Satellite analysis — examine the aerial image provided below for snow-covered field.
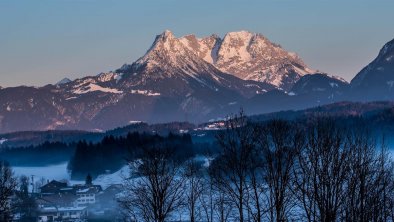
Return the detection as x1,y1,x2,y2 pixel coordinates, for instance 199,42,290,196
93,165,129,187
12,162,129,189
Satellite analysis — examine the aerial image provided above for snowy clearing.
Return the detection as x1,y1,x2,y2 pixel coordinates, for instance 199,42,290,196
12,162,129,189
73,83,123,94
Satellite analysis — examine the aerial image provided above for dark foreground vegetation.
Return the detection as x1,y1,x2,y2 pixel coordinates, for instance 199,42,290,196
119,112,394,222
0,161,37,222
1,112,394,221
0,130,212,180
68,132,194,179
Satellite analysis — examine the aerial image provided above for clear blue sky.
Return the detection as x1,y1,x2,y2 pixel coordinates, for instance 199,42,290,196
1,0,393,87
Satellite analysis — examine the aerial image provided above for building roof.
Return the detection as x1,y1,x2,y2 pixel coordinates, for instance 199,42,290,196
40,180,68,190
74,184,102,194
105,184,123,191
58,206,87,212
39,206,87,213
76,187,98,194
37,193,78,207
97,185,123,203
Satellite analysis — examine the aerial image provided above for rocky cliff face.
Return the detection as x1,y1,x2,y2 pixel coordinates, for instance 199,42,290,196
178,30,314,91
117,30,271,98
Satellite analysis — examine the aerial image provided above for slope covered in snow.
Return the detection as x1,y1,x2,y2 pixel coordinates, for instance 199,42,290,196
117,30,272,98
73,83,123,94
12,162,129,189
177,30,315,90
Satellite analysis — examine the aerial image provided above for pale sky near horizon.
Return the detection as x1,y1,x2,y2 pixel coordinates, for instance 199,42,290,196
0,0,393,87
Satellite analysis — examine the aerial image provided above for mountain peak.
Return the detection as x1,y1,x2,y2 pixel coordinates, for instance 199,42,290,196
140,30,184,62
379,38,394,61
215,31,313,90
56,78,72,85
224,30,254,39
132,30,218,78
128,30,314,90
350,37,394,99
145,30,177,53
159,30,175,40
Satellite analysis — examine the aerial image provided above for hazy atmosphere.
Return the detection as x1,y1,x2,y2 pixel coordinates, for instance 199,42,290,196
1,0,394,87
2,1,394,222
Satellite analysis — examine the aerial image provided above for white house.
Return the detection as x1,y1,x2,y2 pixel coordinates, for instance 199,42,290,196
38,206,88,222
76,187,98,206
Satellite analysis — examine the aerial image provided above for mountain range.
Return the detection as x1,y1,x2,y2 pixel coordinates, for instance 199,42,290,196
2,101,394,149
0,30,393,133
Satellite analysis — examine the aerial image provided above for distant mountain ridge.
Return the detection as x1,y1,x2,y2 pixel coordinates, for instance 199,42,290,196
350,38,394,100
2,101,394,148
56,78,72,85
0,30,393,133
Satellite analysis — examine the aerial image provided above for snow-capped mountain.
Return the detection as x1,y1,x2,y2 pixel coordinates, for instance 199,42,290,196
177,30,314,91
116,30,271,98
350,38,394,100
0,30,392,133
0,31,276,133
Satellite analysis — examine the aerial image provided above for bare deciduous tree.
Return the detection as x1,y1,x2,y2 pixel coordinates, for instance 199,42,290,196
183,159,205,222
293,119,351,222
120,147,185,222
118,116,394,222
245,144,266,222
292,119,394,222
342,130,378,221
343,133,394,221
14,175,37,222
212,187,234,222
212,111,256,222
0,161,17,222
198,152,216,222
256,120,304,222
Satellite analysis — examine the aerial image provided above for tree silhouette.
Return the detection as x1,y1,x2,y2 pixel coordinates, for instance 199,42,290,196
85,173,93,186
0,161,18,222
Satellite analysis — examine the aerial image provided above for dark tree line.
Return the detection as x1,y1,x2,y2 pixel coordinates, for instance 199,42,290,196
68,132,194,180
120,113,394,222
0,141,75,166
